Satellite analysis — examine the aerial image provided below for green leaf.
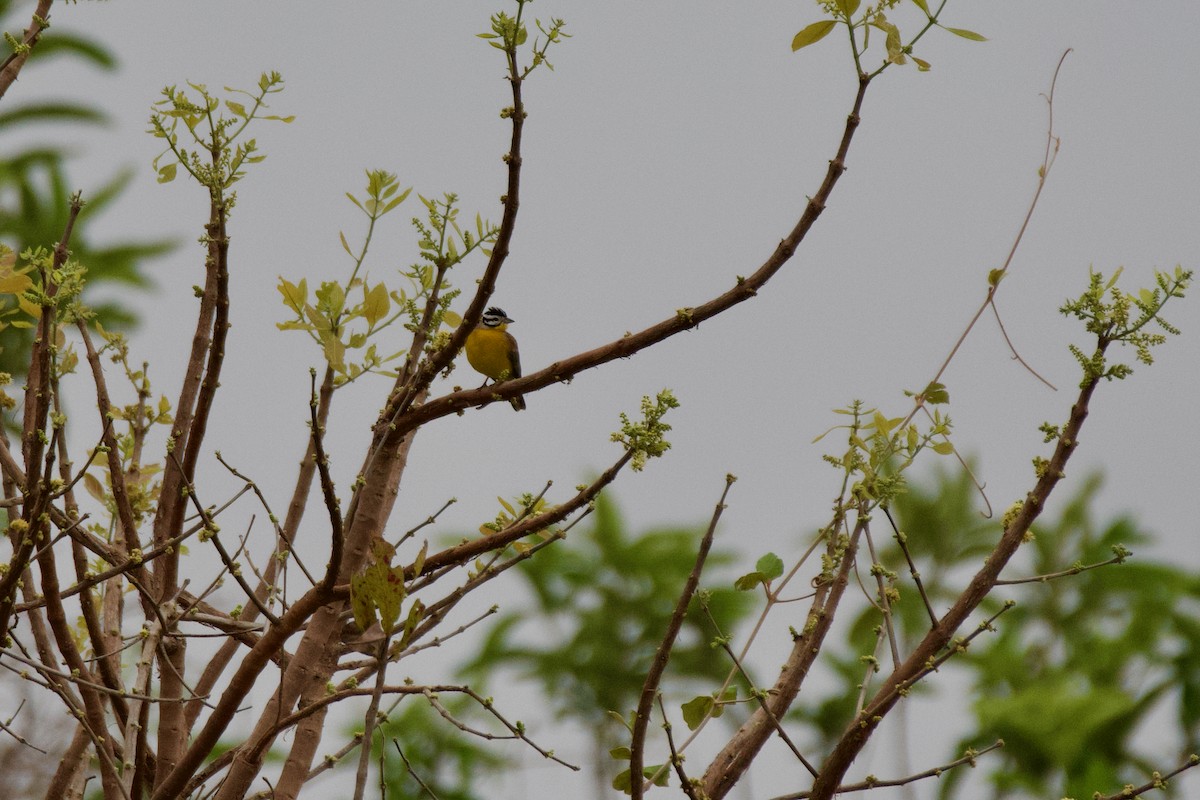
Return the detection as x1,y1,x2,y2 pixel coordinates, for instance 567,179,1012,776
931,440,955,455
756,552,784,581
156,162,177,184
910,0,930,14
399,596,424,645
609,746,632,760
0,102,108,129
912,55,932,72
735,571,767,591
922,381,950,405
225,100,247,118
612,768,633,793
792,20,837,51
29,34,118,69
0,272,33,294
612,765,668,794
836,0,861,17
945,26,988,41
349,573,377,631
607,710,634,733
681,695,715,730
382,186,412,214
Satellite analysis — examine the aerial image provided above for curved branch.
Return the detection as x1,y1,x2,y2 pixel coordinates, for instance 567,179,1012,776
387,74,872,437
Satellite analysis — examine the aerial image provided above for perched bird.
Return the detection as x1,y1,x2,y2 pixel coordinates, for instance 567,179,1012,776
465,306,526,410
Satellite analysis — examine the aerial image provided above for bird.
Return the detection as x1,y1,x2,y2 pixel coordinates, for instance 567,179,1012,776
464,306,526,410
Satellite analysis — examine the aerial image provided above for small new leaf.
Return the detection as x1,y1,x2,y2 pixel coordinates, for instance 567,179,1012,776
792,20,837,51
735,554,784,591
945,26,988,41
922,381,950,405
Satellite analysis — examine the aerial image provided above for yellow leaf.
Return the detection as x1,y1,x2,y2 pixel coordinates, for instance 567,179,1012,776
17,294,41,320
350,573,377,632
413,540,428,577
321,333,346,369
0,272,32,294
83,472,106,503
945,26,987,41
277,277,307,312
363,282,390,327
792,19,837,51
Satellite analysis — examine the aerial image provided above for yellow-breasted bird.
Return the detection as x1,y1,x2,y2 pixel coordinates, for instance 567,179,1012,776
465,306,526,411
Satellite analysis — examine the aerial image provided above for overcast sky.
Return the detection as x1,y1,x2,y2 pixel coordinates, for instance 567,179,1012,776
12,1,1200,798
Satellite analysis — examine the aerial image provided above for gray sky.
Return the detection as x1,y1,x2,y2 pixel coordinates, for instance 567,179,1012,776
13,1,1200,798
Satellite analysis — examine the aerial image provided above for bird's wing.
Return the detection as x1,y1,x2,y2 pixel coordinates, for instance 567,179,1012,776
506,331,522,379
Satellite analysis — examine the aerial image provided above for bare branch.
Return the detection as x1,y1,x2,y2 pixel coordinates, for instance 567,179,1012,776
631,474,735,799
770,740,1005,800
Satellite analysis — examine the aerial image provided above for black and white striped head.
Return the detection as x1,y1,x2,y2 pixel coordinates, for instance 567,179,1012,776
482,307,515,328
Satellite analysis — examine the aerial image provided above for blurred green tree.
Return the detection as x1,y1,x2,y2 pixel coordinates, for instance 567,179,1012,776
365,698,506,800
457,493,753,797
800,466,1200,799
0,0,172,375
941,472,1200,800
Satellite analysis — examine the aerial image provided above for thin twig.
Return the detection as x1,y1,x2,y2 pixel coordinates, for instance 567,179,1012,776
352,634,392,800
423,687,579,771
703,606,819,778
169,451,279,624
0,699,46,754
882,506,939,628
215,451,319,586
631,474,735,799
395,496,457,549
770,740,1005,800
395,742,442,800
862,521,901,670
903,50,1072,435
1092,754,1200,800
994,554,1126,585
657,695,699,800
988,296,1056,390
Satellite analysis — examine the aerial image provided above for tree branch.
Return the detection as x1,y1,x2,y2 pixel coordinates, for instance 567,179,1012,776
0,0,53,102
630,474,734,800
808,347,1106,799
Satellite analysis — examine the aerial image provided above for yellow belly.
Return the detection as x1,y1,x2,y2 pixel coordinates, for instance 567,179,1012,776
466,328,515,380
